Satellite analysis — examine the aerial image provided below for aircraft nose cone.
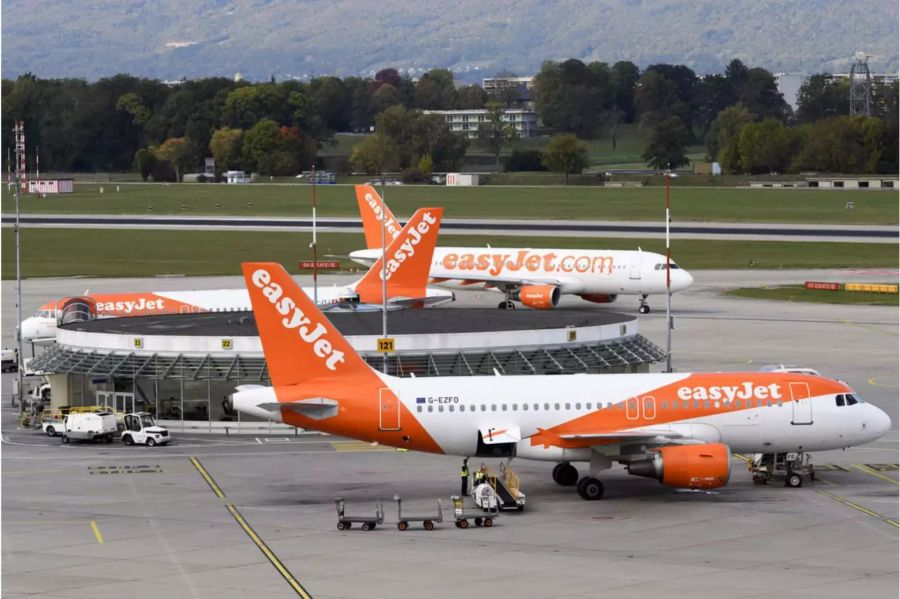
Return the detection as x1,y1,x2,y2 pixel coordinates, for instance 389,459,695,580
870,406,892,438
20,318,38,342
673,269,693,291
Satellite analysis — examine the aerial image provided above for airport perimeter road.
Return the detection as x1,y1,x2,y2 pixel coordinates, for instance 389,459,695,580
3,213,898,243
2,270,898,599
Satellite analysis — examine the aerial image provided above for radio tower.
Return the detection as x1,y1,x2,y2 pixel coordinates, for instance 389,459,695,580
849,52,872,117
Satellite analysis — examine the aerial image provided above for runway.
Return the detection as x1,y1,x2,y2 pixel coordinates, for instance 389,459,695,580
3,213,897,243
2,271,897,599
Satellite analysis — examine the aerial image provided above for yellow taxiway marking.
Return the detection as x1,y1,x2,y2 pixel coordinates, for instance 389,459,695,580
90,520,104,544
867,375,899,390
817,489,899,528
190,457,225,498
330,441,394,452
853,463,900,486
227,504,312,599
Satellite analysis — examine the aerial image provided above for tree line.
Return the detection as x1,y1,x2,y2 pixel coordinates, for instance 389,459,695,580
2,59,897,180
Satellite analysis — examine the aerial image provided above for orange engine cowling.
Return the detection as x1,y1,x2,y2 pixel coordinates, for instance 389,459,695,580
515,285,560,309
578,293,618,304
626,443,731,490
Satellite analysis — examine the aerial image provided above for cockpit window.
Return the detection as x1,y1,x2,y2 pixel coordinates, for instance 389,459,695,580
654,263,681,271
835,395,845,407
845,394,859,405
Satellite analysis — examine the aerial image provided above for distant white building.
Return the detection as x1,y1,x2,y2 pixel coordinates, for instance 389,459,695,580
426,108,539,138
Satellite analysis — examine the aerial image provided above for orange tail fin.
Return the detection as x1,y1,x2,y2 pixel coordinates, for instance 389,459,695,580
353,207,443,304
355,185,402,250
242,263,373,387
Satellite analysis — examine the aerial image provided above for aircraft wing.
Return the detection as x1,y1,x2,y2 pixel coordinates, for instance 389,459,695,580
530,427,685,448
435,273,585,294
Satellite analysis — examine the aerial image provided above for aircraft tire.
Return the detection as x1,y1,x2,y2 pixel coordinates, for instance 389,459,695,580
576,476,604,500
553,463,579,486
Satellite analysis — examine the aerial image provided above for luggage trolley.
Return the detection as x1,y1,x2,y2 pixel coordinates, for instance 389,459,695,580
750,452,815,487
450,495,498,529
334,497,384,531
394,495,443,531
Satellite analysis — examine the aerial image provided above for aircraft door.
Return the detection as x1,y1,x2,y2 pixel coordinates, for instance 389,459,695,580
378,388,400,431
629,253,642,280
789,382,813,425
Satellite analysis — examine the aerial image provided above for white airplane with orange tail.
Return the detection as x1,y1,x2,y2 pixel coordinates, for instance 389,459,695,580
350,185,693,311
232,261,891,500
21,208,452,344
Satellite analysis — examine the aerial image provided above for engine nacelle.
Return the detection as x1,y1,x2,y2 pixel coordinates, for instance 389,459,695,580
627,443,731,490
514,285,560,309
579,293,618,304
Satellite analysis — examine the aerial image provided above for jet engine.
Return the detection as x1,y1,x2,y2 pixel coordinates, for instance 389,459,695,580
514,285,560,309
578,293,618,304
626,443,731,489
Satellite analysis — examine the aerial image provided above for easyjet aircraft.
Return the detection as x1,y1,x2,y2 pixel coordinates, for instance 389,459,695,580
233,261,891,500
350,185,693,311
21,208,451,344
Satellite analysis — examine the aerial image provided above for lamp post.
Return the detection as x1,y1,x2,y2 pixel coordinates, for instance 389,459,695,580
380,175,388,373
664,167,674,373
14,122,24,412
310,165,318,305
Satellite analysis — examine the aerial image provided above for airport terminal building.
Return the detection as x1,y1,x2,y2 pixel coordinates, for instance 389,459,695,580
31,309,666,428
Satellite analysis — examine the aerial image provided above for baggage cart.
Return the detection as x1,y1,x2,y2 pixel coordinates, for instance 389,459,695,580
334,497,384,531
394,495,442,531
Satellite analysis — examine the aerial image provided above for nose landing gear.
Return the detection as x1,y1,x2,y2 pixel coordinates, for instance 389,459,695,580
638,294,650,314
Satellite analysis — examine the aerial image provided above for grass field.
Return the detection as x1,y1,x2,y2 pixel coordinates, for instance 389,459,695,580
2,228,896,279
726,285,899,306
3,183,896,225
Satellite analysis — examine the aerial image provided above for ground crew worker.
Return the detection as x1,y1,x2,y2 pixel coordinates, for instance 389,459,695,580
460,458,470,496
474,463,486,486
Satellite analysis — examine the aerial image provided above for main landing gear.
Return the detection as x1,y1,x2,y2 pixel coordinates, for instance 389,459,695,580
638,294,650,314
552,463,604,500
497,289,516,310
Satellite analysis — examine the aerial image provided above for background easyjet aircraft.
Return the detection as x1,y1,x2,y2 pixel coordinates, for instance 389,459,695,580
351,185,693,312
233,261,890,500
21,208,451,344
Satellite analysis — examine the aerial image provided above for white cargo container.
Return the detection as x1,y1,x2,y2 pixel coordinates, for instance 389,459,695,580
62,411,117,443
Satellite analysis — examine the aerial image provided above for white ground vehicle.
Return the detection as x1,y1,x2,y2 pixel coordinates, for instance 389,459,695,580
2,347,18,372
62,412,117,443
121,412,171,446
42,413,66,437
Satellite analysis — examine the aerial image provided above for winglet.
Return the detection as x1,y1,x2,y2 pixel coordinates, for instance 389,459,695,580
353,207,443,304
355,185,402,250
242,263,372,387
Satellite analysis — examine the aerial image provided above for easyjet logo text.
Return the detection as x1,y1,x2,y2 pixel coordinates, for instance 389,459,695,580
251,269,345,371
380,211,437,281
441,251,614,277
364,192,401,241
97,298,166,314
677,382,783,402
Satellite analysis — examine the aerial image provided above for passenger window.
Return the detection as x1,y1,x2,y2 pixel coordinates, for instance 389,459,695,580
481,405,487,412
533,403,539,411
734,399,741,408
448,405,454,412
704,401,711,409
522,404,528,411
544,403,550,410
427,406,433,412
617,402,623,410
438,406,444,412
565,403,571,410
512,404,517,411
586,402,592,410
575,402,581,410
501,404,507,411
459,405,465,412
660,401,668,409
417,406,422,413
694,400,700,409
491,405,497,411
554,403,560,410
